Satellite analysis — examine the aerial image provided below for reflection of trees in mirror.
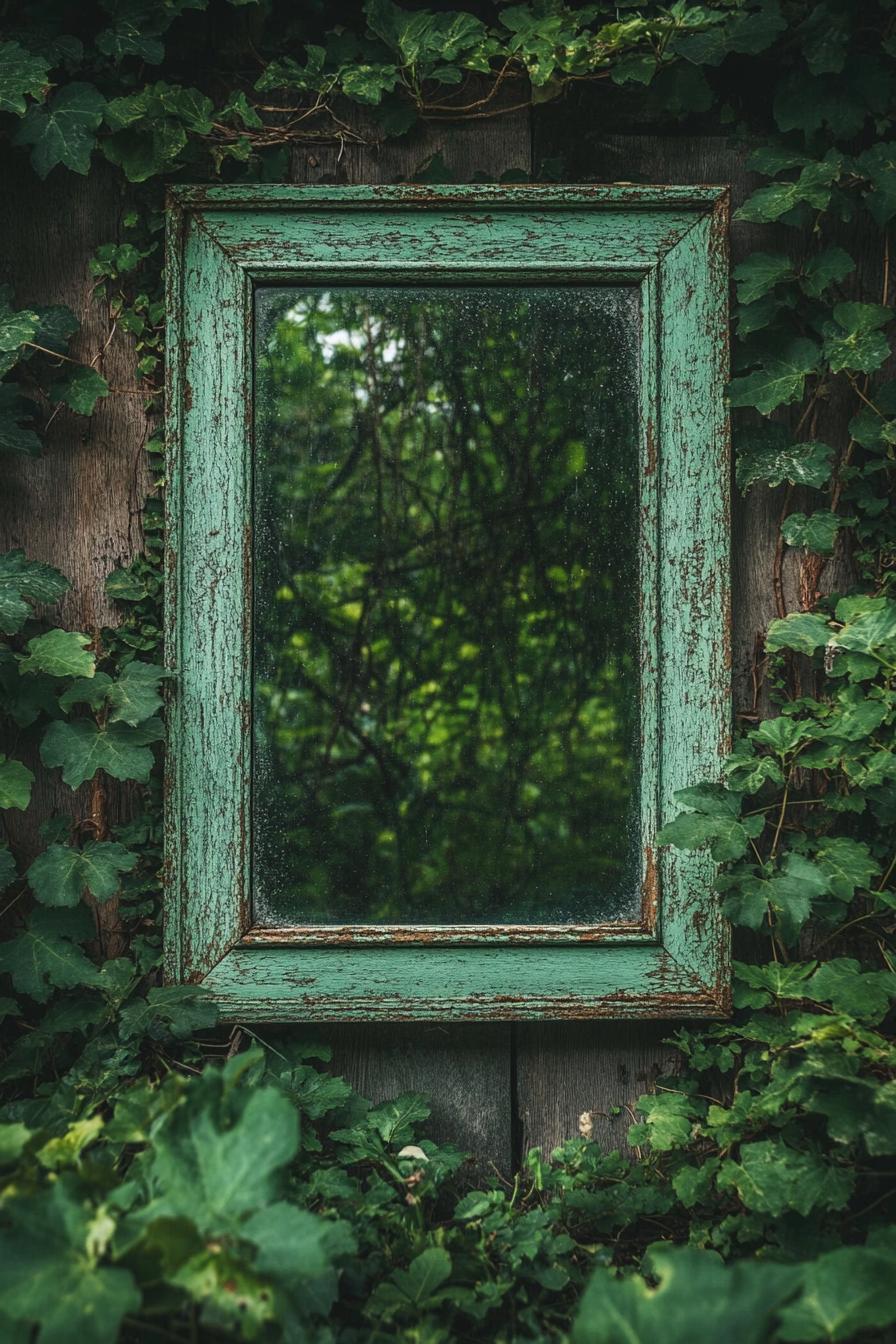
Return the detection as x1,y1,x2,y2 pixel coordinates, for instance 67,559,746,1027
252,285,641,925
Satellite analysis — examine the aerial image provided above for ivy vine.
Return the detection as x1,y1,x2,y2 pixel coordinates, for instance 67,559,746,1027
0,2,895,1341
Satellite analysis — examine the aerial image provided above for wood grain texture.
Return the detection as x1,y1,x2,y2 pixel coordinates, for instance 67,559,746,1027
516,1021,680,1156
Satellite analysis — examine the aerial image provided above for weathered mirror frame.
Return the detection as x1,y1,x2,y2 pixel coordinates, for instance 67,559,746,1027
164,184,731,1021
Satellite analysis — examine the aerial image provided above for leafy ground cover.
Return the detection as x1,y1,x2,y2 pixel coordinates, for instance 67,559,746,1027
0,1,895,1340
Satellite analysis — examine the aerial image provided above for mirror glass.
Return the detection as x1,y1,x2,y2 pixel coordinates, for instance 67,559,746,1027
253,284,641,926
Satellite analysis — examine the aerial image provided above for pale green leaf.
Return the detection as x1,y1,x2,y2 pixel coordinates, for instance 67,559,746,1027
19,629,95,678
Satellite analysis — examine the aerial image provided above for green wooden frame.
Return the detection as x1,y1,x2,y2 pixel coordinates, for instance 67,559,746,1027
165,184,731,1021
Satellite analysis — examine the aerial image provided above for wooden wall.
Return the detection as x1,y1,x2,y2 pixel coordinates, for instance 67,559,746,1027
1,87,841,1172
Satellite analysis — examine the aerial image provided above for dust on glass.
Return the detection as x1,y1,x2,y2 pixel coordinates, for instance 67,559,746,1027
252,285,641,926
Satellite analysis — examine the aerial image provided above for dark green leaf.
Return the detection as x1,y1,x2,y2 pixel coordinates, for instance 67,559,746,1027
41,716,164,787
0,41,49,117
0,906,99,1001
0,1176,140,1344
15,83,106,178
27,841,137,908
52,365,110,416
0,755,34,810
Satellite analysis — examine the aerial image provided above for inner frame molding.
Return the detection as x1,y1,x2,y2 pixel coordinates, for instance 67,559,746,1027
164,184,731,1021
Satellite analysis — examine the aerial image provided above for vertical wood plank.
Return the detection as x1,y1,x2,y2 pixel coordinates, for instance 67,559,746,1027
288,89,532,1174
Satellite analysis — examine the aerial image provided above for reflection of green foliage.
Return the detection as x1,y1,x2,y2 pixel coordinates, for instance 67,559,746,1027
253,286,640,923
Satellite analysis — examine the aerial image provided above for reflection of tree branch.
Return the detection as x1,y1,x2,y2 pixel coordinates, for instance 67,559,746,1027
294,664,398,792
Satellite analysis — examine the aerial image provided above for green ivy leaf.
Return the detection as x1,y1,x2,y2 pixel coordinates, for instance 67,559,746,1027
630,1090,701,1152
728,339,819,414
824,302,893,375
768,853,832,941
737,428,832,491
367,1092,431,1145
368,1247,453,1315
117,983,219,1041
833,597,896,659
58,672,113,714
782,511,851,554
777,1237,896,1342
0,906,99,1001
0,41,49,117
801,246,854,297
14,82,107,178
806,958,896,1021
733,252,794,305
106,661,167,725
766,612,832,655
0,548,69,631
32,303,80,354
41,716,164,788
814,838,879,900
733,960,815,1008
658,784,762,863
717,1140,853,1217
52,365,110,416
0,1175,140,1344
27,842,137,908
105,566,150,602
723,740,785,793
144,1073,299,1235
572,1245,799,1344
0,755,34,810
735,158,841,224
855,143,896,227
19,629,95,678
0,294,39,358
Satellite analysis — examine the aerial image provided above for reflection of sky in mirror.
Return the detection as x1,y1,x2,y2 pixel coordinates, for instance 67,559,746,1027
252,285,642,927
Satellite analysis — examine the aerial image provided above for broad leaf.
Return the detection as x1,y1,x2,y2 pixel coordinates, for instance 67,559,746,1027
717,1140,853,1217
766,612,832,655
27,841,137,908
728,339,819,414
41,716,164,787
801,246,854,297
0,550,69,634
0,41,49,117
733,252,793,305
53,365,110,416
0,906,99,1001
0,755,34,810
778,1240,896,1341
0,1175,139,1344
782,510,851,554
737,428,832,491
15,82,106,177
107,661,167,725
117,984,219,1041
572,1244,799,1344
144,1080,299,1235
19,629,95,678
